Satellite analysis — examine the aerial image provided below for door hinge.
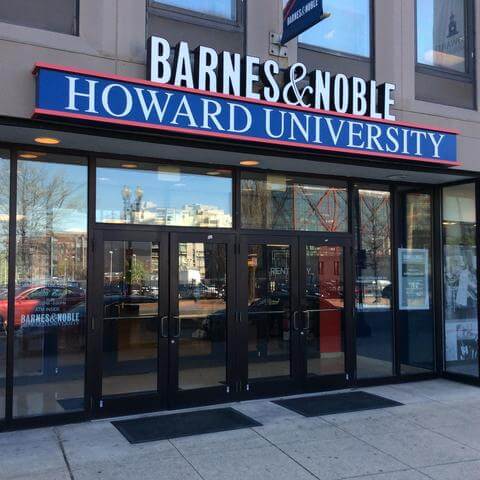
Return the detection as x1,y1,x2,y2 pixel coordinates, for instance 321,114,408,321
91,316,95,331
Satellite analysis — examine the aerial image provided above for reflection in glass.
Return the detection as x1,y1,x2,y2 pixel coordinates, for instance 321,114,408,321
297,0,370,57
96,160,232,228
304,245,345,376
13,154,87,417
178,243,227,390
247,244,291,381
417,0,467,73
0,151,9,419
153,0,235,19
241,172,348,232
102,241,159,396
443,183,478,377
400,192,434,374
355,189,393,378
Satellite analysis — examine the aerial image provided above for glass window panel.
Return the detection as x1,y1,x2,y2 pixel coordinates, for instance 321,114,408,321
13,153,87,417
296,0,370,57
177,242,227,390
153,0,236,20
443,183,478,377
96,160,232,228
102,241,159,397
0,0,77,35
417,0,467,73
241,172,348,232
0,151,9,420
247,244,291,381
355,188,393,378
305,245,345,376
400,192,434,375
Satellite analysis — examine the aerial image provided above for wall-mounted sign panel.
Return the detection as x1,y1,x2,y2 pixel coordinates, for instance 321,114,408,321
33,64,459,166
282,0,329,44
398,248,430,311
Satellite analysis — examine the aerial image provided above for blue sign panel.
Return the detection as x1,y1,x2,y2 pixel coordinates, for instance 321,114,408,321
34,65,459,165
282,0,326,44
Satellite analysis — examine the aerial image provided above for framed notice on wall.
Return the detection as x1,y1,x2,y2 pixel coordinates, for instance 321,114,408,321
398,248,429,310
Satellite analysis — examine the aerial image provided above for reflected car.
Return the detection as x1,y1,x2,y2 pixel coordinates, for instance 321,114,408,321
178,283,221,300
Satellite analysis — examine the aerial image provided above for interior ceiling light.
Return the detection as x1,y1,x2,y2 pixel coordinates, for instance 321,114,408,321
206,171,221,176
240,160,259,166
19,152,40,159
121,163,138,169
34,137,60,145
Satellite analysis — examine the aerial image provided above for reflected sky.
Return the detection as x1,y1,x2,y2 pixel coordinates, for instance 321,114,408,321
152,0,234,19
296,0,370,57
96,164,232,226
17,160,87,233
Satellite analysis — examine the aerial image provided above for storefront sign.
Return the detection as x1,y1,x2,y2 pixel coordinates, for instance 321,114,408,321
282,0,328,44
398,248,430,310
21,312,81,328
146,36,396,120
33,60,459,165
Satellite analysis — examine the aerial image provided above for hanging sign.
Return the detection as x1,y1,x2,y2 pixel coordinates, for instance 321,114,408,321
281,0,329,44
398,248,430,310
32,36,459,165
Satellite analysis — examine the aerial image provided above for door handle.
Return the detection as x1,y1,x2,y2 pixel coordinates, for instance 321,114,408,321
292,311,300,331
173,315,181,338
302,310,311,331
160,315,168,338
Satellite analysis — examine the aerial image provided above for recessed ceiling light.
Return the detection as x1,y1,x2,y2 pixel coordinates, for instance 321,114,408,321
206,171,221,176
34,137,60,145
240,160,259,166
121,163,138,169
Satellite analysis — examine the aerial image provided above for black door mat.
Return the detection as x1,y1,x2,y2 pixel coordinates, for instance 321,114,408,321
112,407,262,444
274,391,402,417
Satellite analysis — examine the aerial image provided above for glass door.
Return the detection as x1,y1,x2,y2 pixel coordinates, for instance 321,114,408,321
298,236,353,388
169,233,236,405
91,229,168,415
237,236,301,395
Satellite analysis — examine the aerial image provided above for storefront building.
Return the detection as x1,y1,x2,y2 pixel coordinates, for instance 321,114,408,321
0,0,479,429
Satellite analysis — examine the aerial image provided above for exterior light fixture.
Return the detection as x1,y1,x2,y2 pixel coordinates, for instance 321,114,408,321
34,137,60,145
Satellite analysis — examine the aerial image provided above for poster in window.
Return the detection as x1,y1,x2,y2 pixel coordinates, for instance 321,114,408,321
433,0,466,72
398,248,429,310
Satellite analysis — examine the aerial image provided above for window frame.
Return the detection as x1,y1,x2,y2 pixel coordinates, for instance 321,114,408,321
415,0,475,81
297,0,374,61
147,0,244,32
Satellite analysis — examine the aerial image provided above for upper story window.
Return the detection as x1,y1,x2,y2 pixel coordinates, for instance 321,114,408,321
416,0,471,74
0,0,78,35
152,0,236,21
296,0,371,58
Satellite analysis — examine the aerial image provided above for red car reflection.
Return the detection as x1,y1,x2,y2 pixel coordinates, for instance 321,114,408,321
0,286,85,330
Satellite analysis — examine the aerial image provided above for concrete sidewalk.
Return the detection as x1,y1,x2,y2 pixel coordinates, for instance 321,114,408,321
2,379,480,480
